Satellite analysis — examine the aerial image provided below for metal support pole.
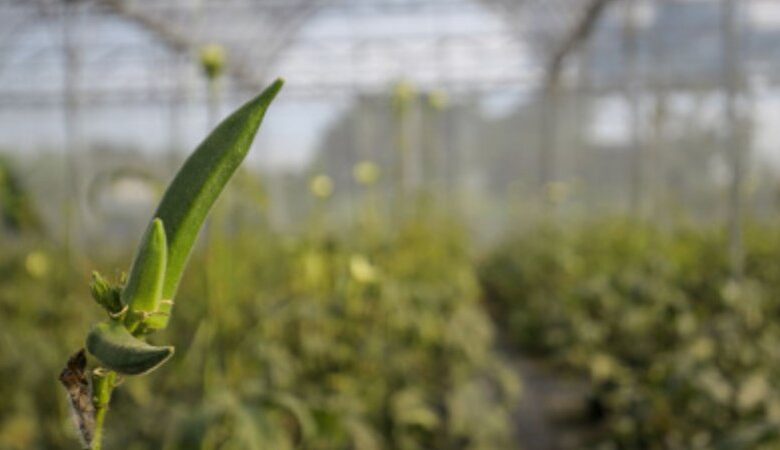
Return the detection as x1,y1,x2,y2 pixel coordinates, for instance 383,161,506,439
623,0,643,217
167,54,185,171
722,0,745,278
539,85,558,210
62,0,83,260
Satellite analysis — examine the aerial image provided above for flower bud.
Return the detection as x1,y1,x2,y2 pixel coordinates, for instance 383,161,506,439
90,271,123,315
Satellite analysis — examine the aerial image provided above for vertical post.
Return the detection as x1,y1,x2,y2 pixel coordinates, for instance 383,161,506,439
649,92,667,223
393,82,414,220
442,99,457,213
455,99,474,219
647,2,667,224
539,85,558,212
575,41,592,214
62,0,82,261
430,92,447,206
167,54,185,171
353,95,376,226
623,0,643,217
421,92,445,207
722,0,744,278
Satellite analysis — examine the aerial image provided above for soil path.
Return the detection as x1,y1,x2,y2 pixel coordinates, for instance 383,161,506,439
512,356,593,450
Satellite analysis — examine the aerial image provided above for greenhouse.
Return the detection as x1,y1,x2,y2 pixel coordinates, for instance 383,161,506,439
0,0,776,449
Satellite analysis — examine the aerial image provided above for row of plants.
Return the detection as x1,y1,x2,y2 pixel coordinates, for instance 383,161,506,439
0,216,519,449
480,219,780,449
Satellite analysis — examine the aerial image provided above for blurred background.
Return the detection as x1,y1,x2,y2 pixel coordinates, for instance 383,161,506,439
1,0,778,449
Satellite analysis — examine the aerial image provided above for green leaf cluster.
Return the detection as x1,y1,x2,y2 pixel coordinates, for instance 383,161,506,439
481,219,780,449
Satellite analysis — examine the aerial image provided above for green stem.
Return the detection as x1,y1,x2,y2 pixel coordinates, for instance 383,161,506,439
92,405,108,450
91,370,117,450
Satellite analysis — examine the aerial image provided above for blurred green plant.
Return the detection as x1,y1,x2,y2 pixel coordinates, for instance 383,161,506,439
60,79,283,449
132,214,520,450
0,198,519,450
480,219,780,449
0,156,43,235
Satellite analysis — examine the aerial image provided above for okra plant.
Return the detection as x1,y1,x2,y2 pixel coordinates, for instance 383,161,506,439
59,79,284,449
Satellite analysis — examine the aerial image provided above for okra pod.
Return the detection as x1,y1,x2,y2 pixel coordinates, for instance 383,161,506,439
143,78,284,329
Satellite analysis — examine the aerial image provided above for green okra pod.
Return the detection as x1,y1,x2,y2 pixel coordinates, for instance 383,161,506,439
122,218,167,332
63,80,284,449
86,321,174,375
142,78,284,330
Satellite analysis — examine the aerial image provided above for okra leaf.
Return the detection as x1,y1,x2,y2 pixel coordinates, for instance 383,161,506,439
86,321,174,375
139,78,284,330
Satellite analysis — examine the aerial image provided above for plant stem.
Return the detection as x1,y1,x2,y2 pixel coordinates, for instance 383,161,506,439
92,404,107,450
91,371,117,450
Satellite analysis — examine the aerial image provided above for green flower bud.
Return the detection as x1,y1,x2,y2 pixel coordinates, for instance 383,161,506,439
353,161,380,186
90,272,123,316
310,174,334,199
200,44,227,80
393,81,416,107
427,90,448,111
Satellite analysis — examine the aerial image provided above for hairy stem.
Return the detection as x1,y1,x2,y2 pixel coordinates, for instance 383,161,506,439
91,371,117,450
